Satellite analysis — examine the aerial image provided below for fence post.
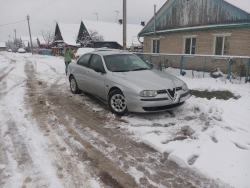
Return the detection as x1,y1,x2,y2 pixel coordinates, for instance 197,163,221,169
246,58,250,83
180,55,184,75
203,57,207,78
226,58,233,79
150,54,152,63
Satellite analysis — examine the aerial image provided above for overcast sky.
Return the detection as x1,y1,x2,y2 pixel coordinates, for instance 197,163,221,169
0,0,250,42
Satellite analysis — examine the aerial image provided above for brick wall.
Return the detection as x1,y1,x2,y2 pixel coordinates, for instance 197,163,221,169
143,27,250,56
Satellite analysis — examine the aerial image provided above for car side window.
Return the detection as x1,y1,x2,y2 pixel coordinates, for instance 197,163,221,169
78,54,91,67
89,55,104,71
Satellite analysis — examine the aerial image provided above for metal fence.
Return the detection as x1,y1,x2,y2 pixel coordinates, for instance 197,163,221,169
136,53,250,84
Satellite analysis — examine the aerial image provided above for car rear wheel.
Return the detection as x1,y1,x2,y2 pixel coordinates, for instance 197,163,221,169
70,76,81,94
108,89,128,115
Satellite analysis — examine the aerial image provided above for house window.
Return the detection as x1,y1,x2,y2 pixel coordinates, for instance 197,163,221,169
152,39,160,53
214,35,230,55
184,37,196,54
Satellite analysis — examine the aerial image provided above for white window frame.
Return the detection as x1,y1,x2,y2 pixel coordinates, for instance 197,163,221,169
183,35,197,54
213,33,231,56
151,38,160,53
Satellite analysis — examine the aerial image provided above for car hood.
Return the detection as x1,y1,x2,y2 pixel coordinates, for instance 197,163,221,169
112,69,184,90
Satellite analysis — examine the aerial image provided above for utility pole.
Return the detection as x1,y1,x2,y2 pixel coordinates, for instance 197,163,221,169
27,15,34,54
115,11,119,23
123,0,126,50
154,5,156,35
94,13,98,21
14,29,16,41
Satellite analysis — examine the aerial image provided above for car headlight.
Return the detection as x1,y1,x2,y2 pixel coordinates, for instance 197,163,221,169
182,83,188,91
140,90,157,97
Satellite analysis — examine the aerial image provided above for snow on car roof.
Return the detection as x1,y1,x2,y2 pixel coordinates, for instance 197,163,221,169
82,20,144,47
75,47,95,56
58,22,80,46
92,50,132,56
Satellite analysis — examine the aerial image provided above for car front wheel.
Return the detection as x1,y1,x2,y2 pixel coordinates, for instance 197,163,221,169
108,89,128,115
70,76,81,94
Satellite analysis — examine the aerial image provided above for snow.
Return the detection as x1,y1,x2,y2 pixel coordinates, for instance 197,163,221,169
82,20,144,47
75,47,95,57
20,36,37,47
0,52,101,187
0,42,6,48
1,52,250,187
57,22,80,46
37,36,46,45
120,77,250,188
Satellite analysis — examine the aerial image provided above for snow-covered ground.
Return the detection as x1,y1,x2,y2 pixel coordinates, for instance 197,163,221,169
0,52,102,188
121,77,250,188
1,52,250,188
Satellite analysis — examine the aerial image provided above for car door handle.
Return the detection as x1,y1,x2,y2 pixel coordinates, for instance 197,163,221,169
87,71,90,74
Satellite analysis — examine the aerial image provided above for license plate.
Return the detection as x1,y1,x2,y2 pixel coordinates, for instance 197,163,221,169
180,94,190,102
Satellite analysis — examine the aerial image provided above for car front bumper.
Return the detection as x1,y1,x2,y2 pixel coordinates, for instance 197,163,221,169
124,90,190,113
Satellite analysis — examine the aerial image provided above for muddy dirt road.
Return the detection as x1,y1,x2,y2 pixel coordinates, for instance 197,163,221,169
0,54,221,188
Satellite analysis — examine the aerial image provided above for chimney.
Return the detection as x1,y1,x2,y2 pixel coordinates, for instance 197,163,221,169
141,21,145,26
118,19,123,25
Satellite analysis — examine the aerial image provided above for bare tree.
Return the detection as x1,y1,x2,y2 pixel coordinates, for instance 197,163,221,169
40,30,54,47
89,29,104,42
78,29,104,47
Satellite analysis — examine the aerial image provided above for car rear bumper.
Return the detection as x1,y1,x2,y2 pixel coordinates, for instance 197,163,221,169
125,90,190,113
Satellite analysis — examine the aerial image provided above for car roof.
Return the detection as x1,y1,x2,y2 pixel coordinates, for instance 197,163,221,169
90,50,133,56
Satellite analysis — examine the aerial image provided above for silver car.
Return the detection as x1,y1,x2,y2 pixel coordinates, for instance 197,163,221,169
68,51,190,115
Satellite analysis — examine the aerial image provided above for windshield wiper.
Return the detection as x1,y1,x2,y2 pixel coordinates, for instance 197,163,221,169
132,68,149,71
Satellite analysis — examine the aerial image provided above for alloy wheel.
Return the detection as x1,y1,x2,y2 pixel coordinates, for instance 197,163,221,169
110,94,127,112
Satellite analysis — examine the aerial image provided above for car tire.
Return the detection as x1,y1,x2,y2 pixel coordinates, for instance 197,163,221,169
70,76,81,94
108,89,128,115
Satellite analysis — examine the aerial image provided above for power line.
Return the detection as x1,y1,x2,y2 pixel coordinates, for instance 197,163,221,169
30,18,53,28
0,20,26,26
30,0,56,16
29,0,51,15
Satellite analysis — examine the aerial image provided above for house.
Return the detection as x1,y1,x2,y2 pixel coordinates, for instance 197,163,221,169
77,20,144,50
138,0,250,56
20,37,37,48
54,22,80,48
0,42,6,51
37,36,47,48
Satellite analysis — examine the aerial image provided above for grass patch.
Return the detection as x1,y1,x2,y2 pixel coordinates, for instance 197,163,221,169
190,90,240,100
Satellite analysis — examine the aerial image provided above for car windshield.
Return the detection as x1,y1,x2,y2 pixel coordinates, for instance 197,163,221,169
104,54,150,72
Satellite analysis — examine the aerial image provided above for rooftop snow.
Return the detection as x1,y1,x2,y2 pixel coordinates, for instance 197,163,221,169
20,36,37,47
82,20,144,47
58,23,80,46
37,36,46,45
0,42,6,47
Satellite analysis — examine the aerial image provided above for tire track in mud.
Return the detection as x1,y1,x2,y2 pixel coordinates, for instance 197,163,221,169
0,117,38,188
24,60,104,188
39,78,221,186
0,56,20,99
0,67,15,82
25,61,139,187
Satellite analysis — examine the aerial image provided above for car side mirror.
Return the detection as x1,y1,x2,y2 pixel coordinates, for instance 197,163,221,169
149,63,154,69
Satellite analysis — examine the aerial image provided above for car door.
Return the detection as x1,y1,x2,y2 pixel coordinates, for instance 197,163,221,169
86,54,106,99
74,54,91,92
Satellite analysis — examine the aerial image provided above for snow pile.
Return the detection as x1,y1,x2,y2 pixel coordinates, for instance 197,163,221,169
120,77,250,188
